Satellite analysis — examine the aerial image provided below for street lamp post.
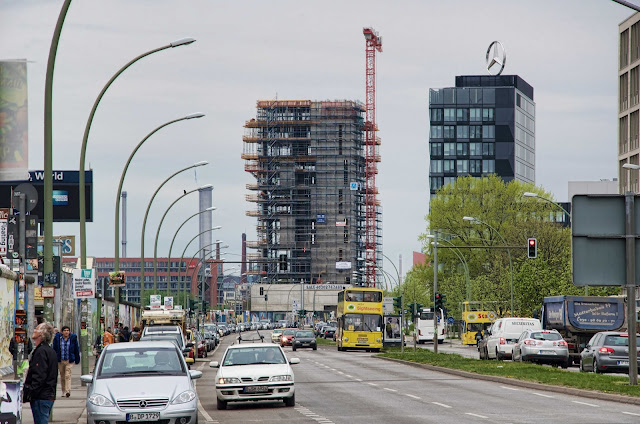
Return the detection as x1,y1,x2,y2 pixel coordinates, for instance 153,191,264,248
427,235,470,301
176,233,224,305
140,162,209,287
463,216,514,316
152,185,213,292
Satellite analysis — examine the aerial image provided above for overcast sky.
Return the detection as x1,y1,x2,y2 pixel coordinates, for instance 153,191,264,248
0,0,633,280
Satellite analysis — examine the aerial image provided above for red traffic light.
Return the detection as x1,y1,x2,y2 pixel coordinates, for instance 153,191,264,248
527,237,537,258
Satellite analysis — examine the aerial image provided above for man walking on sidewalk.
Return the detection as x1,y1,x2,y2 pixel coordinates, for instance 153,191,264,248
52,326,80,398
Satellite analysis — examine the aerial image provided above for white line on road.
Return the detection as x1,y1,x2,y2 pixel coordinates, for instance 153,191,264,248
405,394,421,400
337,371,344,375
500,386,520,391
367,382,378,386
432,402,452,408
198,400,215,422
623,411,640,416
465,412,488,419
355,378,363,382
532,392,554,398
383,387,398,392
571,401,599,408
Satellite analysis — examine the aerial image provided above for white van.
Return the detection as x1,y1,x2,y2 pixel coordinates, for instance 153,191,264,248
486,317,542,360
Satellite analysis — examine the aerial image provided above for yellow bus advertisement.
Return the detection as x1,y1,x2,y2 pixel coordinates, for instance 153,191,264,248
336,288,384,352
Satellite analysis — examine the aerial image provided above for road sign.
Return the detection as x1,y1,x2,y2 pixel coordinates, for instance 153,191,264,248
447,316,455,325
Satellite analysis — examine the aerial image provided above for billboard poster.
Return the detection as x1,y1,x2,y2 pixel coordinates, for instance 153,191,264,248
383,315,402,346
150,294,161,309
108,270,125,288
72,268,95,298
0,381,21,424
0,60,29,181
0,208,7,256
164,296,174,310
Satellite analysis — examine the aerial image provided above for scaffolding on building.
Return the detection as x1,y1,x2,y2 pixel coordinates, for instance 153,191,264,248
243,100,382,287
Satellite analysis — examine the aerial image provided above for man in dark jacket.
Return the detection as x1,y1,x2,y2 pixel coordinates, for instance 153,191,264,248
24,322,57,424
52,326,80,398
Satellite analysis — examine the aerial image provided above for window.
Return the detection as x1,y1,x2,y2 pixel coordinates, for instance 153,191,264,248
443,160,455,173
456,108,468,122
482,125,495,139
430,159,443,173
430,125,443,138
469,125,482,139
631,111,639,151
632,23,639,64
620,116,629,154
443,126,455,138
430,142,443,157
632,66,639,107
456,160,468,174
482,108,494,122
456,125,468,139
469,88,482,104
469,159,482,174
482,159,495,174
443,88,456,104
456,142,468,156
622,28,630,69
621,72,629,112
430,108,443,122
469,142,482,156
469,108,482,122
430,177,443,191
444,176,456,186
482,143,494,156
444,108,456,122
444,142,456,156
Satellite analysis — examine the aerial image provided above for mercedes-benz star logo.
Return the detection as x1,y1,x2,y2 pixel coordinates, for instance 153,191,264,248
139,400,147,408
486,41,506,76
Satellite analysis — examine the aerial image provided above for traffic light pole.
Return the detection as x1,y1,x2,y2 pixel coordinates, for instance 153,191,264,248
433,231,438,354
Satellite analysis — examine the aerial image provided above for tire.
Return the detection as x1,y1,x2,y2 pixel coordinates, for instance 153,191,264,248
313,346,317,351
593,360,601,374
579,360,585,372
561,360,569,369
437,339,443,345
217,398,227,410
284,394,295,407
496,349,503,361
292,346,297,351
205,350,208,358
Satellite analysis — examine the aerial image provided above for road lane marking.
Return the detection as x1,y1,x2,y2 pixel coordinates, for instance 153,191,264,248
294,404,335,424
432,402,452,408
355,378,363,381
367,382,378,386
532,392,553,398
337,371,345,375
405,394,421,400
383,388,397,392
572,401,599,408
500,386,519,391
465,413,488,419
623,411,640,416
345,374,353,378
198,400,215,422
330,368,337,371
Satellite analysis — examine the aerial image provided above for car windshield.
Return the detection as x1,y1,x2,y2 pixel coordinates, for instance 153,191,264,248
98,347,185,378
604,335,630,346
283,329,296,335
273,329,283,334
144,326,180,333
140,334,184,349
530,332,562,341
296,331,314,338
223,347,285,366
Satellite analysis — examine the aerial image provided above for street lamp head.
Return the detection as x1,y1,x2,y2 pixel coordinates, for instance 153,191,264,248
623,163,640,170
170,37,196,47
463,216,478,223
212,225,222,230
523,192,539,198
193,161,208,167
206,206,216,211
185,113,205,119
198,184,213,190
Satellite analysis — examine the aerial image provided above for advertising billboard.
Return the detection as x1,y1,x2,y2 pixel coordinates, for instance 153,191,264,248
0,60,29,182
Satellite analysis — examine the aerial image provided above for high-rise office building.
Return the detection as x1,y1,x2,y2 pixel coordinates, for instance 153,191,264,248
243,100,382,287
619,14,640,192
428,75,535,199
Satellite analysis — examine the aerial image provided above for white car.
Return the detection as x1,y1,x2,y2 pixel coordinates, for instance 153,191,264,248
210,343,299,410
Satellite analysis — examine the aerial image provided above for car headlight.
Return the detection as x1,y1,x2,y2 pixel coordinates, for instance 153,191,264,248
88,394,115,407
269,375,292,382
344,337,349,342
376,338,381,343
171,390,196,404
218,377,242,384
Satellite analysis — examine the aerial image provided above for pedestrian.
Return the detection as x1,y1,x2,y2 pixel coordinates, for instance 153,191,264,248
118,326,130,343
52,326,80,398
103,327,115,347
129,327,141,342
23,322,57,424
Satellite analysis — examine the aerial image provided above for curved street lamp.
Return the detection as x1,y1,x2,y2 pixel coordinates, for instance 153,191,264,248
152,184,213,291
167,209,218,269
140,162,209,285
182,241,227,307
523,192,572,219
79,37,197,269
463,216,514,316
177,232,224,302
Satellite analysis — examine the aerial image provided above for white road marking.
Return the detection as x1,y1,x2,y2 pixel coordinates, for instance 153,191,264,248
367,382,378,386
432,402,452,408
337,371,345,375
405,394,421,400
355,378,363,382
532,392,553,398
465,412,488,419
623,411,640,416
198,400,215,422
383,387,397,392
345,374,353,378
500,386,519,391
572,400,599,408
330,368,337,371
294,404,335,424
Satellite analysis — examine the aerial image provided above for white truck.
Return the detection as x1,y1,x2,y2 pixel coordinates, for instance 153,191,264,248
417,308,445,344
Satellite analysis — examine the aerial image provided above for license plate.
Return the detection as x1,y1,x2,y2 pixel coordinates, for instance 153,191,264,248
538,350,556,355
357,338,368,343
127,413,160,422
244,386,269,393
618,360,629,366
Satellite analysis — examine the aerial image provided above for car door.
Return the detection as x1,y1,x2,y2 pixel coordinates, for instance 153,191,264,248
486,320,501,358
582,333,599,370
513,331,526,361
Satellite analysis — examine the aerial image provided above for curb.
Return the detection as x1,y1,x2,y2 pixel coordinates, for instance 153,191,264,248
376,356,640,406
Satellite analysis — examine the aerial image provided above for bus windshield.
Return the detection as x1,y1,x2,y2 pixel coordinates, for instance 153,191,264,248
343,314,382,332
419,311,434,320
344,290,382,302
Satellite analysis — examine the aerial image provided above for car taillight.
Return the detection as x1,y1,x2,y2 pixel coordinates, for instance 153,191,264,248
419,330,422,336
599,347,615,354
499,337,506,345
556,341,568,347
523,340,537,346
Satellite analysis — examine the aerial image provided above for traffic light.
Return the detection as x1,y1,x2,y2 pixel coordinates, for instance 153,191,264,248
260,287,264,295
435,293,446,310
298,309,306,317
527,237,537,259
393,296,402,310
189,299,198,310
202,301,209,311
264,294,268,301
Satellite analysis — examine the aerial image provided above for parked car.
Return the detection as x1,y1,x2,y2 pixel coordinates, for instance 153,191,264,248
512,329,569,368
280,329,296,347
204,331,216,351
323,326,337,340
195,332,207,358
485,318,542,360
210,343,299,409
292,330,317,351
314,322,327,336
278,320,288,328
140,331,194,368
477,332,490,360
271,328,284,344
580,331,640,373
82,340,202,424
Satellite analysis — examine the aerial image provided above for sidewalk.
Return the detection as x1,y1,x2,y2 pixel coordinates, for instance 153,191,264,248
3,355,95,424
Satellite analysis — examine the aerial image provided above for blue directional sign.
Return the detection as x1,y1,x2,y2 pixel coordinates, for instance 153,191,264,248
447,316,455,325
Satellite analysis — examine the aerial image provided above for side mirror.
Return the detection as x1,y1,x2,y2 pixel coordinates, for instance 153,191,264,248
289,358,300,365
584,344,590,350
209,361,219,368
189,370,203,379
80,375,93,384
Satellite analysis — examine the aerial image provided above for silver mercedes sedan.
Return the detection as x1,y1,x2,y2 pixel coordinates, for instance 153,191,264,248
82,340,202,424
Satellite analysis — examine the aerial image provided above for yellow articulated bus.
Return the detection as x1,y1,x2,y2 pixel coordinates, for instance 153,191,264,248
336,287,384,352
461,301,498,345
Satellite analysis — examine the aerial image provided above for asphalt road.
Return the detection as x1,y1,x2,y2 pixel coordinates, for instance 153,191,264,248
195,332,640,423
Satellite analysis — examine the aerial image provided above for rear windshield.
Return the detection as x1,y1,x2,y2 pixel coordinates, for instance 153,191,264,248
145,326,180,333
283,329,296,335
604,335,629,346
530,332,562,341
296,331,314,338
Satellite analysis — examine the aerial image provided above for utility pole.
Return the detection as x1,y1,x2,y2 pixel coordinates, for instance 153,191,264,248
433,231,438,354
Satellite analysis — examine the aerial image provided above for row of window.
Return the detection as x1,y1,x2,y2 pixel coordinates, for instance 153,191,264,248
430,159,490,174
429,87,496,105
430,125,495,139
429,164,495,191
515,143,535,166
430,142,495,157
515,126,535,150
516,109,535,133
516,93,535,117
515,160,535,183
430,108,495,122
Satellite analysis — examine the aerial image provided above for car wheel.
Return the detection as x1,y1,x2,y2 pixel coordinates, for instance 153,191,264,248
561,359,569,369
593,360,601,374
292,346,297,351
205,350,208,358
496,349,503,361
284,394,295,407
579,360,585,372
217,398,227,410
313,345,317,351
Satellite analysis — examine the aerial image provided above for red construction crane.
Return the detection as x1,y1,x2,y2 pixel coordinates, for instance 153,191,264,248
363,27,382,288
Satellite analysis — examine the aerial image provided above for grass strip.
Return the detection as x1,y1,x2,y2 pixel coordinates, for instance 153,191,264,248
316,337,336,346
379,348,640,397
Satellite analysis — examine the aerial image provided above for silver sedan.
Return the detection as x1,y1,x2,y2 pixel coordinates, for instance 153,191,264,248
512,329,570,368
82,340,202,424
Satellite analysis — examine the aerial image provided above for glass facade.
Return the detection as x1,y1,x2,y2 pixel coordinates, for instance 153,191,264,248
428,75,535,198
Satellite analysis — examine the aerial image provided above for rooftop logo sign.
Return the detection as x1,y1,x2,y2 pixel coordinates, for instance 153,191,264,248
486,41,506,76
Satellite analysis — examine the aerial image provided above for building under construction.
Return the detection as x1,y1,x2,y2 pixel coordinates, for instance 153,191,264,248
243,100,382,287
